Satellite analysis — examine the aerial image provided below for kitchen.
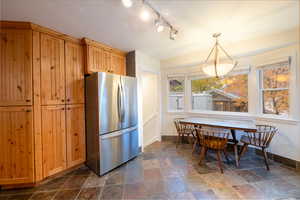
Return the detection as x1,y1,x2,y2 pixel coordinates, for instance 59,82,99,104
0,0,300,199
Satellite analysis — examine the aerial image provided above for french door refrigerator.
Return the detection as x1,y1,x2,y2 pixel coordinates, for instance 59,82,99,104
85,72,139,175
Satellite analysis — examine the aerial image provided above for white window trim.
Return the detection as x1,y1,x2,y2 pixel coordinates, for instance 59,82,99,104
164,52,299,124
258,58,291,116
167,76,185,112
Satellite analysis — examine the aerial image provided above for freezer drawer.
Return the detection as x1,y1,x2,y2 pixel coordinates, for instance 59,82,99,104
100,126,139,175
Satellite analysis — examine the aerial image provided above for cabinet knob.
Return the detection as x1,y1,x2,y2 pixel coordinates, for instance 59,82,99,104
61,108,65,110
26,99,31,102
67,99,70,102
26,109,31,112
61,99,65,102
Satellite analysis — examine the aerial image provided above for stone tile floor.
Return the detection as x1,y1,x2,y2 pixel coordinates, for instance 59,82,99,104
1,141,300,200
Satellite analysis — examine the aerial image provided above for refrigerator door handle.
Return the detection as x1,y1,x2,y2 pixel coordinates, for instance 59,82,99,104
120,80,125,122
117,83,121,121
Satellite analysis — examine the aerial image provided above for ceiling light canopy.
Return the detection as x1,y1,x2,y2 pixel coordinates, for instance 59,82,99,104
122,0,133,8
202,33,238,78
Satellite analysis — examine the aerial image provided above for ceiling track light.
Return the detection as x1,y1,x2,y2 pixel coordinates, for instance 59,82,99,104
122,0,133,8
122,0,178,40
155,16,164,32
169,27,178,40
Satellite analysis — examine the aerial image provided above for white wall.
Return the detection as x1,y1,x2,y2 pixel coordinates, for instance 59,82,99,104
160,30,300,162
134,51,161,150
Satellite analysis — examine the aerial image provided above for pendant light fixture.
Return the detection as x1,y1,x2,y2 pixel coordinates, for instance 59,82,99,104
202,33,238,78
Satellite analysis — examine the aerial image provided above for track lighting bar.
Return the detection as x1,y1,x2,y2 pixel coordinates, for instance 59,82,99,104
121,0,179,40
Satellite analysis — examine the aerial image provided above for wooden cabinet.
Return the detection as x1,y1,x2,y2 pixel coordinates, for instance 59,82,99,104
41,105,66,177
83,38,126,75
0,107,34,185
40,33,65,105
65,42,84,104
66,104,85,168
111,53,126,75
0,29,33,106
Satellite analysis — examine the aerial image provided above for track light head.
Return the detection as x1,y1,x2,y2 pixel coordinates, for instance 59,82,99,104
155,18,164,32
170,28,178,40
122,0,133,8
140,7,151,21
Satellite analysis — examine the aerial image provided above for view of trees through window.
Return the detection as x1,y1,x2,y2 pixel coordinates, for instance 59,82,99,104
168,78,184,111
261,63,290,116
191,74,248,112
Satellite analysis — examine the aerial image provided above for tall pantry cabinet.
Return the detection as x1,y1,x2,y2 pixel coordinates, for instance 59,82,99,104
0,22,85,187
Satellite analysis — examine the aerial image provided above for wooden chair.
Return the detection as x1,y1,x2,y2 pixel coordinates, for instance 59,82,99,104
195,126,230,173
174,118,196,148
239,125,278,170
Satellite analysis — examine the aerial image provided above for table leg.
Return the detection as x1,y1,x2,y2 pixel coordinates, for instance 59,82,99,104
231,129,239,167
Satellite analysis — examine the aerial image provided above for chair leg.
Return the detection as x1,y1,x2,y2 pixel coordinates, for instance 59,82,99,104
192,140,197,154
199,147,206,165
238,143,248,162
176,134,181,148
223,148,230,163
262,148,270,171
216,150,223,173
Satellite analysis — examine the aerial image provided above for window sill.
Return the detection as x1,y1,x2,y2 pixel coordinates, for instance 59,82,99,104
167,110,299,125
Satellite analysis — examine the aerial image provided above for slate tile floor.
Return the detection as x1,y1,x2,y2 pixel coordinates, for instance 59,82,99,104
1,141,300,200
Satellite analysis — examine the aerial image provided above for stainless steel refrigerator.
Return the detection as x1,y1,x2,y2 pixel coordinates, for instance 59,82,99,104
85,72,139,175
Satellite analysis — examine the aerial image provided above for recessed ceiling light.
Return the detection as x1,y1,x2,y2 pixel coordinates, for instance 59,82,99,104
122,0,133,8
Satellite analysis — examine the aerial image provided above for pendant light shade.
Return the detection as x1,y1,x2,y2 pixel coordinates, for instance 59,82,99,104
202,33,237,77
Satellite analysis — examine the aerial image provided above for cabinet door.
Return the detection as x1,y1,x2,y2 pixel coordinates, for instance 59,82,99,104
111,53,126,75
66,104,85,168
86,46,105,74
0,107,34,185
0,29,32,106
40,34,65,105
42,105,66,177
103,49,112,73
65,42,84,104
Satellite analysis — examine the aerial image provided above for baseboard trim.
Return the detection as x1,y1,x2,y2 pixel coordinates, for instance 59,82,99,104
161,136,300,170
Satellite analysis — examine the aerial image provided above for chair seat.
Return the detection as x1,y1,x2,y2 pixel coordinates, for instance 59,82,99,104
240,135,266,148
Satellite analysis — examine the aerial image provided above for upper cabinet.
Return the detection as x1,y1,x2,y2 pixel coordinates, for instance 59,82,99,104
65,42,85,104
111,53,126,75
83,38,126,75
40,33,65,105
0,29,33,106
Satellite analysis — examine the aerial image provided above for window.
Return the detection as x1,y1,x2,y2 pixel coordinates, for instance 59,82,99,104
191,74,248,112
168,77,184,111
260,61,290,116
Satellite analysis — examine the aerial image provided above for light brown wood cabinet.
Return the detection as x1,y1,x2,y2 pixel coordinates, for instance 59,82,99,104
40,33,65,105
0,29,33,106
41,105,67,177
83,38,126,75
111,53,126,75
0,106,34,185
0,21,128,188
65,42,85,104
66,104,86,168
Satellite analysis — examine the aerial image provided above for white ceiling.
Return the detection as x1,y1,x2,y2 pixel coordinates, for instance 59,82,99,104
1,0,299,60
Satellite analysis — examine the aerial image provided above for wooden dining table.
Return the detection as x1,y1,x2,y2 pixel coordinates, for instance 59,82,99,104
180,118,257,167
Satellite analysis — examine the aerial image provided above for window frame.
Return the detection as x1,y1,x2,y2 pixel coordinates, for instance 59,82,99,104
188,71,250,114
167,76,185,112
258,60,291,117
